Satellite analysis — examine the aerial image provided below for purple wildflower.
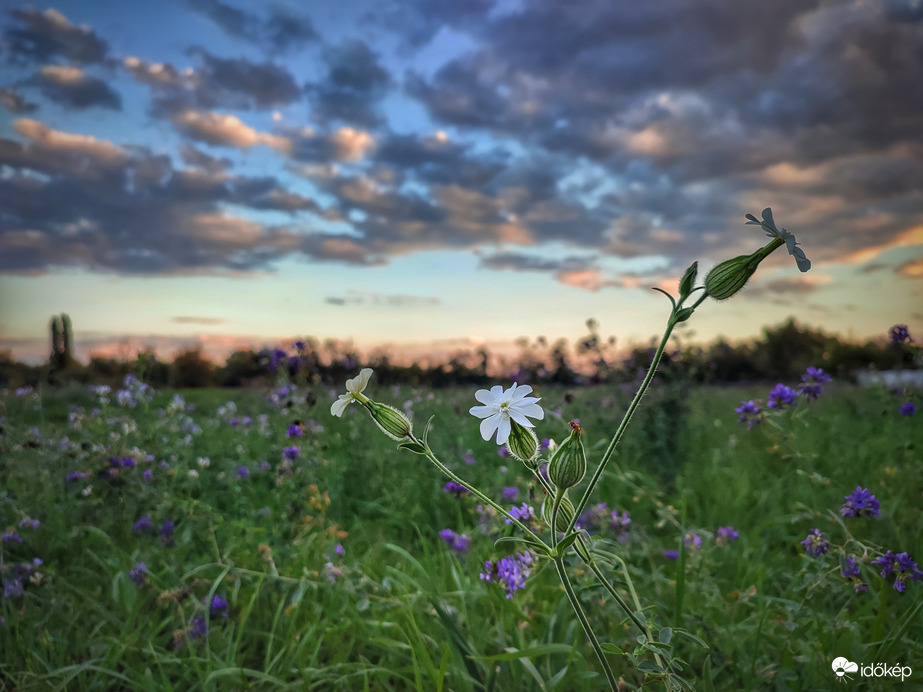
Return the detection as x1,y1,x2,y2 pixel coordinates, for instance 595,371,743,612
871,551,923,593
236,466,250,479
143,469,153,482
188,614,208,640
2,530,22,544
716,526,739,546
19,518,40,531
159,520,175,548
438,529,472,554
799,367,832,400
443,481,469,497
132,514,154,535
841,556,867,592
462,452,476,465
3,577,24,599
282,446,300,460
505,503,537,525
767,384,798,410
800,529,829,557
684,533,702,550
663,549,679,560
209,594,229,618
502,487,519,501
323,562,343,582
260,460,271,471
286,424,303,438
480,552,534,598
129,562,148,586
735,400,764,429
889,324,912,345
65,470,85,483
609,510,631,540
900,401,917,416
840,486,881,518
334,543,345,556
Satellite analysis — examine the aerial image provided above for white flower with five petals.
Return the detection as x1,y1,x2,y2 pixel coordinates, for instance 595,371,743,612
331,368,373,417
745,207,811,272
469,383,544,445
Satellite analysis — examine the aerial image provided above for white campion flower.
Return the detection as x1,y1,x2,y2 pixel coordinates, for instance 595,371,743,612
330,368,373,417
745,207,811,272
469,383,544,446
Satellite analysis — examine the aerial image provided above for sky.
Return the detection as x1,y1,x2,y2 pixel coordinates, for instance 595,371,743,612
1,0,922,365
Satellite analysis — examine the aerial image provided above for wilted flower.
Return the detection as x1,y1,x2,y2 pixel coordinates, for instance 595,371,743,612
745,207,811,272
469,383,544,445
800,529,829,557
840,486,881,518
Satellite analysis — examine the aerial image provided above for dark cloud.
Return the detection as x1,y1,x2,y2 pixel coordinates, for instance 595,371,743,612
124,51,301,113
30,65,121,110
365,0,493,50
0,119,330,274
185,0,317,52
306,39,391,126
479,252,595,273
3,7,109,65
0,87,37,114
179,144,232,173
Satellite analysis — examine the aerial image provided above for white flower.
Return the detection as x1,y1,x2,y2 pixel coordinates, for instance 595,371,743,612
746,207,811,272
330,368,374,417
469,383,544,445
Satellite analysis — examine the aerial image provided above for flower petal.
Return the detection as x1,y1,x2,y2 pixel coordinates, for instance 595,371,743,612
474,388,497,405
469,404,495,419
508,384,534,401
480,413,501,441
508,409,535,428
331,395,352,417
495,417,512,445
347,368,374,394
514,402,545,420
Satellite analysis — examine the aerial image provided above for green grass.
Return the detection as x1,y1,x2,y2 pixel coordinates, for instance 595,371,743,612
1,380,920,690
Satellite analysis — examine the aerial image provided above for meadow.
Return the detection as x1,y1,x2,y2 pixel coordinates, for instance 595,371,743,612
1,373,920,691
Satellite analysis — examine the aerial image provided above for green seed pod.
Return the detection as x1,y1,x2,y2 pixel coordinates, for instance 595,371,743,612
541,492,576,533
548,421,587,490
365,401,413,441
507,419,539,464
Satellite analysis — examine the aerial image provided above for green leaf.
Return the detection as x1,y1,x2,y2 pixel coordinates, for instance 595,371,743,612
651,286,677,309
494,535,549,555
658,627,673,645
397,440,426,455
637,660,666,674
673,628,708,649
679,261,698,298
673,307,695,323
472,643,575,662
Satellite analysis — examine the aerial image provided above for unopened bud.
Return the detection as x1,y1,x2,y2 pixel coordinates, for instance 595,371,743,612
507,420,539,463
548,422,587,490
541,493,576,533
364,401,413,441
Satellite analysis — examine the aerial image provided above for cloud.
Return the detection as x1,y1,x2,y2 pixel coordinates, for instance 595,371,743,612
324,290,440,307
185,0,318,53
31,65,122,110
896,256,923,279
172,316,225,325
171,110,292,154
0,87,37,114
479,251,621,291
3,7,110,65
306,39,392,126
0,119,334,275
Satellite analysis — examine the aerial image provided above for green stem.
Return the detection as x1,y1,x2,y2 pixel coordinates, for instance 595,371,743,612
413,435,551,552
554,558,619,692
572,320,676,525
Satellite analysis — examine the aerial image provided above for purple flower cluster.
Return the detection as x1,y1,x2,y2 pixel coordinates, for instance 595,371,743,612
716,526,739,545
841,557,867,593
480,551,535,598
438,528,472,554
889,324,912,346
282,446,300,460
684,533,702,550
735,400,764,429
209,594,229,618
871,551,923,593
800,529,829,557
442,481,469,497
840,486,881,518
504,503,537,525
2,558,43,599
900,401,917,417
129,562,148,586
799,366,832,401
767,384,798,410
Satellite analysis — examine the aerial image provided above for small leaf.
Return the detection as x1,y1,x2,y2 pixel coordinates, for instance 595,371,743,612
673,307,695,323
658,627,673,645
637,660,666,674
397,441,426,455
678,261,698,298
651,286,677,309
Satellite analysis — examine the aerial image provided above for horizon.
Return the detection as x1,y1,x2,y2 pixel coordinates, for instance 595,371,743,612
1,2,922,361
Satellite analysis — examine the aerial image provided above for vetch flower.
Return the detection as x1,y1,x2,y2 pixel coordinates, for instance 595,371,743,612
684,532,702,550
443,481,469,497
438,528,472,554
900,401,917,417
132,514,154,535
745,207,811,272
889,324,912,345
767,384,798,410
735,400,764,428
330,368,373,417
840,486,881,518
841,556,867,593
210,594,229,618
799,366,832,400
716,526,739,545
800,528,829,557
129,562,148,586
871,551,922,592
480,552,535,598
469,383,544,446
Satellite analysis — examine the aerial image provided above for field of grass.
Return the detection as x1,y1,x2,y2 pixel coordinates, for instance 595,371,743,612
1,375,921,690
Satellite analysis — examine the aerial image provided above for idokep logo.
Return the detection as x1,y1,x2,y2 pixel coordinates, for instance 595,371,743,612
832,657,913,684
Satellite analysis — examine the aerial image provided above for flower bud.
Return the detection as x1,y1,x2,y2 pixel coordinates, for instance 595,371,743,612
548,422,587,490
364,401,413,441
705,238,784,301
507,419,539,463
541,492,576,533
